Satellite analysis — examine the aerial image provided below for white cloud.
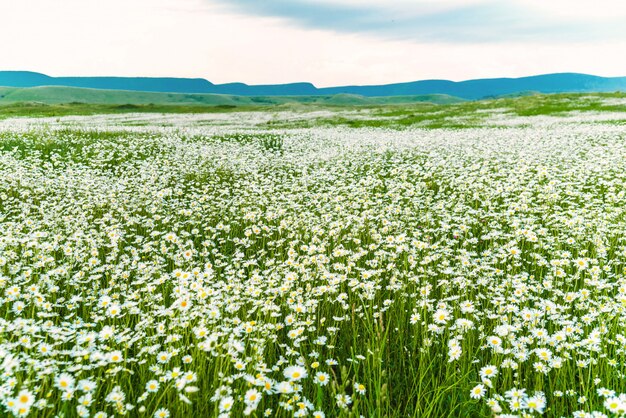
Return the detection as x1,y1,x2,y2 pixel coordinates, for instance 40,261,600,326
519,0,626,21
312,0,626,21
310,0,492,15
0,0,624,86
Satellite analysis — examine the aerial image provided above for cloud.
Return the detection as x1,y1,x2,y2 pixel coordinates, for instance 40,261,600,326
2,0,625,86
210,0,626,43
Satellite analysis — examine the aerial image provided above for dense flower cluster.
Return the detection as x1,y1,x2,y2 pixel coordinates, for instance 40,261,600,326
0,110,626,417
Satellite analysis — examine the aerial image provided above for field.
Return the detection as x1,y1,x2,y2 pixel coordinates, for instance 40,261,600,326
1,95,626,418
0,86,464,108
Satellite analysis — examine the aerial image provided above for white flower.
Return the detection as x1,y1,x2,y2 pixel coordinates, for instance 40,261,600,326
274,381,293,394
55,373,76,392
219,396,234,412
470,384,486,399
154,408,170,418
108,350,124,363
479,365,498,380
336,393,352,408
525,394,546,413
15,389,35,409
604,397,626,414
315,372,330,386
146,380,160,393
283,365,307,381
244,388,261,406
354,382,366,395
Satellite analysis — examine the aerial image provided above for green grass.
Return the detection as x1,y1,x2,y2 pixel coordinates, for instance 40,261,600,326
2,91,625,130
264,92,626,129
0,101,252,119
0,85,464,108
1,103,626,417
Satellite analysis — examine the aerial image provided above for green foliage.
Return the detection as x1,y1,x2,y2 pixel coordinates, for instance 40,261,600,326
259,134,284,152
0,86,464,110
1,95,626,417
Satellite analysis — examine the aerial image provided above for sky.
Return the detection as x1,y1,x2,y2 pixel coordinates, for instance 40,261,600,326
1,0,625,86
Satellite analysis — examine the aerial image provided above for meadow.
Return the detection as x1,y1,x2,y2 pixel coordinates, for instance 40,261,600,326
1,95,626,417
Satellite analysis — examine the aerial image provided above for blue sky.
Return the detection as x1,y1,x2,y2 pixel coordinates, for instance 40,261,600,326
1,0,625,86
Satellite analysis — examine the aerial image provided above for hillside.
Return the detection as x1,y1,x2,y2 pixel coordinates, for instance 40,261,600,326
1,71,625,99
0,86,463,106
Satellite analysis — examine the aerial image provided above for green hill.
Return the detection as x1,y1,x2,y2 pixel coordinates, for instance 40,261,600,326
0,86,245,106
0,85,464,107
2,71,626,99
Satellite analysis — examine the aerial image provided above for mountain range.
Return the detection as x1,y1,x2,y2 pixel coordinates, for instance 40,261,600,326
1,71,626,101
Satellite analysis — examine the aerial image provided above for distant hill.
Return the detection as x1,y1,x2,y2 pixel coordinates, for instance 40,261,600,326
0,86,464,106
0,71,214,93
1,71,625,100
320,74,626,99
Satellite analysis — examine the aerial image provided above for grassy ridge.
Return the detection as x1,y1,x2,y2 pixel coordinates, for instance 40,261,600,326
0,86,463,107
265,92,626,129
0,90,623,112
1,91,625,130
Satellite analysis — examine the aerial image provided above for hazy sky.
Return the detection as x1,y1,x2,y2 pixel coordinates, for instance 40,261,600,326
1,0,625,86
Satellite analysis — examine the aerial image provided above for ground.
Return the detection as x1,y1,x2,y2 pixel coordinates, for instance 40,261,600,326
1,95,626,417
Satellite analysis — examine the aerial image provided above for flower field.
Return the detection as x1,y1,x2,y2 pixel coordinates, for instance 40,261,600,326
1,104,626,417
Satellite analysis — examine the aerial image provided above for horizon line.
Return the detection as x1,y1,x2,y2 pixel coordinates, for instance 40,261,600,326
1,70,625,89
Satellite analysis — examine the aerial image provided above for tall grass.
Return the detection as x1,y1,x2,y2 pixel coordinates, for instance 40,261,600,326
0,105,625,417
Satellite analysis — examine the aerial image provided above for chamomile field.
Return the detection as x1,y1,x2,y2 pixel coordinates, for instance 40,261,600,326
1,95,626,418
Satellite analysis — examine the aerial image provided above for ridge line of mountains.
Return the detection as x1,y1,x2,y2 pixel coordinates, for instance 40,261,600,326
1,71,626,101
